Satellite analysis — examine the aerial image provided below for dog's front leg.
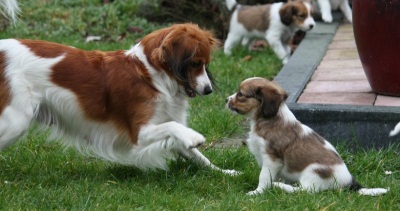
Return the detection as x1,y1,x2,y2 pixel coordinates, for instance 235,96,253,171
138,122,241,175
247,159,281,195
266,34,290,64
178,148,241,176
339,0,352,23
138,122,205,149
318,0,333,23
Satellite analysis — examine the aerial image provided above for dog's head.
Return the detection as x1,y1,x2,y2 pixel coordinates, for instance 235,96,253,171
226,77,288,119
280,0,315,31
140,23,219,98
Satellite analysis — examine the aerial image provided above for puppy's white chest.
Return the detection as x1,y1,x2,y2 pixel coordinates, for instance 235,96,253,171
247,126,267,167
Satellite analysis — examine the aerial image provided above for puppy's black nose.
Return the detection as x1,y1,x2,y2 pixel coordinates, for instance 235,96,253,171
226,98,229,103
203,86,212,95
309,24,314,29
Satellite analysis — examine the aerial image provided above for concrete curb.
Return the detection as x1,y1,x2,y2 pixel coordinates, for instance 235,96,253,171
274,18,400,149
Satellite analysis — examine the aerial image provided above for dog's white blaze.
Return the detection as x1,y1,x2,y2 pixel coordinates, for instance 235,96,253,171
301,124,313,136
243,77,263,83
279,104,296,124
195,65,212,94
302,2,316,30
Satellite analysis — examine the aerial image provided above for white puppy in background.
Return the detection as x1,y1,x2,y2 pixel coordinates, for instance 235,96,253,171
313,0,352,23
224,0,315,64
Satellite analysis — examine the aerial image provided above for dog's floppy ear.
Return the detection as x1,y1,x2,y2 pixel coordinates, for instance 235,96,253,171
152,32,196,81
279,3,295,26
256,85,288,118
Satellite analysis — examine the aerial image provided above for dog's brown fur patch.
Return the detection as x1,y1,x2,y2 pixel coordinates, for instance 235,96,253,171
237,4,271,32
0,52,10,114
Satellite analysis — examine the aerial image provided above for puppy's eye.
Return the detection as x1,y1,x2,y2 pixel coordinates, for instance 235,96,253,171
191,62,203,68
237,92,243,97
299,14,307,19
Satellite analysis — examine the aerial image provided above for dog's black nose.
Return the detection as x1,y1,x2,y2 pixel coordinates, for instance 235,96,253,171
226,98,229,103
309,24,314,29
203,86,212,95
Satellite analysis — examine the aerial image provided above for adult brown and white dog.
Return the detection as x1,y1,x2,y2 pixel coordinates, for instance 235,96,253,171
0,23,239,175
224,0,315,64
226,77,388,196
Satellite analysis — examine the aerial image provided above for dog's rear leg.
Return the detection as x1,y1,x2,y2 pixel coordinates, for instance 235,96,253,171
178,148,241,176
0,104,35,150
272,182,301,193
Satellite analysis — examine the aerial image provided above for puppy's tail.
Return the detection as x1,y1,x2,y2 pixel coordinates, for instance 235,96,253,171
349,178,388,196
389,121,400,136
226,0,237,11
0,0,20,23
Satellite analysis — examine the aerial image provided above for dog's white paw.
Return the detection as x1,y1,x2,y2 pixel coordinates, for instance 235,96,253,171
346,16,353,23
224,49,232,56
221,169,242,176
182,129,206,149
322,13,333,23
246,189,262,196
282,57,289,64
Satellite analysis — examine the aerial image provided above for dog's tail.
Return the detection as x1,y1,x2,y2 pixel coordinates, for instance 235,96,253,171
389,121,400,136
0,0,20,23
226,0,237,11
348,178,388,196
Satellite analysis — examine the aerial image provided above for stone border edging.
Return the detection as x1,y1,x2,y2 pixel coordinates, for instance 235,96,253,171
273,17,400,148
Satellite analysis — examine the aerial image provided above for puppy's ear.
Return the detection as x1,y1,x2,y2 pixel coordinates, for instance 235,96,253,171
279,3,295,26
257,86,288,118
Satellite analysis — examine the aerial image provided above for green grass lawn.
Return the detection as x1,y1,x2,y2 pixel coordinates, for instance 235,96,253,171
0,0,399,210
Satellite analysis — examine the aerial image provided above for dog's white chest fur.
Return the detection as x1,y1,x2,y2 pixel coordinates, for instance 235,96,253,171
247,121,267,167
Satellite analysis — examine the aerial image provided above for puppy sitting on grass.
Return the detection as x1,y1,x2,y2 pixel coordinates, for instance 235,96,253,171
226,77,388,196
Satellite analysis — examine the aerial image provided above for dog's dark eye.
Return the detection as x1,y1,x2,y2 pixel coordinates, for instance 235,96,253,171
298,14,307,19
237,92,243,97
191,62,203,69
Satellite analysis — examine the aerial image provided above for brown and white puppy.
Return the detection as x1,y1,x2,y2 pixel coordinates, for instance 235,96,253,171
226,77,388,196
0,23,239,176
224,0,315,64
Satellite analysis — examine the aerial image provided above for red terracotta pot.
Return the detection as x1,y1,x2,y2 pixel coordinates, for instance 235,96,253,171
353,0,400,96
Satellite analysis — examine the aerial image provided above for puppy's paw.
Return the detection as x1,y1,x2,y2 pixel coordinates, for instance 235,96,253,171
346,16,353,23
282,57,289,64
322,13,333,23
246,189,262,196
221,169,242,176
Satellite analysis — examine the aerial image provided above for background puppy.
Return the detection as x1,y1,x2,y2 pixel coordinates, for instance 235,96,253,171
311,0,353,23
0,23,239,176
226,77,388,196
224,0,315,64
